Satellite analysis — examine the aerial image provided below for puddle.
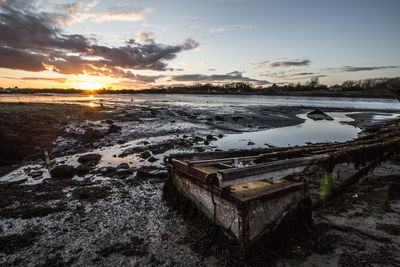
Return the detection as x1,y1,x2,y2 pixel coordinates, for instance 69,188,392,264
0,135,195,184
372,113,400,120
212,112,361,149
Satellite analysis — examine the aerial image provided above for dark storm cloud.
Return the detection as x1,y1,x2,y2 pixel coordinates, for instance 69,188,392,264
0,1,199,76
269,59,310,68
0,47,46,71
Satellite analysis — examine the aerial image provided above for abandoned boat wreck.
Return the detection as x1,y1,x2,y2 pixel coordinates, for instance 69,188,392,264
165,119,400,251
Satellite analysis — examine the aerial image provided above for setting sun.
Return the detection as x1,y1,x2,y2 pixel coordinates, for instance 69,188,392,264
72,82,105,90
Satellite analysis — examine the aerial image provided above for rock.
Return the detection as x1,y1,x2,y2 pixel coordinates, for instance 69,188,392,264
77,154,102,165
75,164,92,176
50,165,74,179
140,151,151,159
206,135,216,141
30,171,43,178
307,109,334,121
81,129,104,141
117,163,129,169
136,167,166,180
99,167,117,176
215,115,224,121
232,116,243,122
116,168,133,176
218,134,223,138
247,141,255,145
148,156,158,163
193,136,204,143
204,140,210,145
107,124,121,134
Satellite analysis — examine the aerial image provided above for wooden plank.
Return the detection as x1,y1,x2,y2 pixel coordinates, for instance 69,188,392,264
217,154,329,188
188,155,259,166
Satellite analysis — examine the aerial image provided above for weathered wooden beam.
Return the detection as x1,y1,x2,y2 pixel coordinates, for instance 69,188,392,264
188,155,259,166
217,154,330,188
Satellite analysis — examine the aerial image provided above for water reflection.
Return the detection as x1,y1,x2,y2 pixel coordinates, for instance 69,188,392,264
213,113,361,150
2,94,400,111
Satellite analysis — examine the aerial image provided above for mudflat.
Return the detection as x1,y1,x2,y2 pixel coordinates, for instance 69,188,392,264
0,101,399,266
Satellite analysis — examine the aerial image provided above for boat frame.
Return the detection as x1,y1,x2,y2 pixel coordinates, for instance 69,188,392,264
165,150,315,251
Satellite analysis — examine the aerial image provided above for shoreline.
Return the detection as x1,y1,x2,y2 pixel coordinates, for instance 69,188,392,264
0,89,397,99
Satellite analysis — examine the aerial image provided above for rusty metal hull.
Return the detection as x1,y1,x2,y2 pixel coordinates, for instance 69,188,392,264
168,162,310,251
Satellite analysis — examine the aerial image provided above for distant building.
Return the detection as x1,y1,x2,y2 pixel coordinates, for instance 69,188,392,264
329,85,343,91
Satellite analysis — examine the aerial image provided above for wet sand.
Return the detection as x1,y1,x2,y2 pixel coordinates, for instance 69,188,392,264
0,100,399,266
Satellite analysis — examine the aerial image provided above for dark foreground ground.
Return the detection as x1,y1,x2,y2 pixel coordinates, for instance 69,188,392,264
0,102,399,266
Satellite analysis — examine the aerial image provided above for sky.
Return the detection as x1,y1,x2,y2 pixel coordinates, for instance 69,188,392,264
0,0,399,89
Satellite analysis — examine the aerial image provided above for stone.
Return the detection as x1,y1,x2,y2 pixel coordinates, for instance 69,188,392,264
215,115,224,121
75,164,92,176
50,165,74,179
30,171,43,178
77,154,102,165
99,167,117,176
148,156,158,163
307,109,334,121
117,163,129,169
206,135,216,141
140,151,152,159
116,168,133,176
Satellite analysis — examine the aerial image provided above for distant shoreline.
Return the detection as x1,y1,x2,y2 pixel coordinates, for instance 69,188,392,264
0,88,396,99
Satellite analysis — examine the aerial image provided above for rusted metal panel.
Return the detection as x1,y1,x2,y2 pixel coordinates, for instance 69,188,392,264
171,170,240,239
168,160,310,250
247,190,304,241
217,154,329,187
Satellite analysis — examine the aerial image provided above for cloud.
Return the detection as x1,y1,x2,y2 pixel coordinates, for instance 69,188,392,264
327,66,398,72
166,71,270,86
253,60,270,69
0,47,46,71
188,17,252,34
90,6,153,22
2,76,68,83
51,1,152,25
269,59,310,68
0,2,199,77
84,0,99,12
208,24,253,33
136,31,155,43
260,70,327,80
290,72,315,76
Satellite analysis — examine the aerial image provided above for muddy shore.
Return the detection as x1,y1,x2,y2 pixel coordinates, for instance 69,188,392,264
0,101,399,266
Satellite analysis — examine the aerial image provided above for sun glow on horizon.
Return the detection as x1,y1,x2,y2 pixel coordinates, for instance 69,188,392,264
71,81,106,90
